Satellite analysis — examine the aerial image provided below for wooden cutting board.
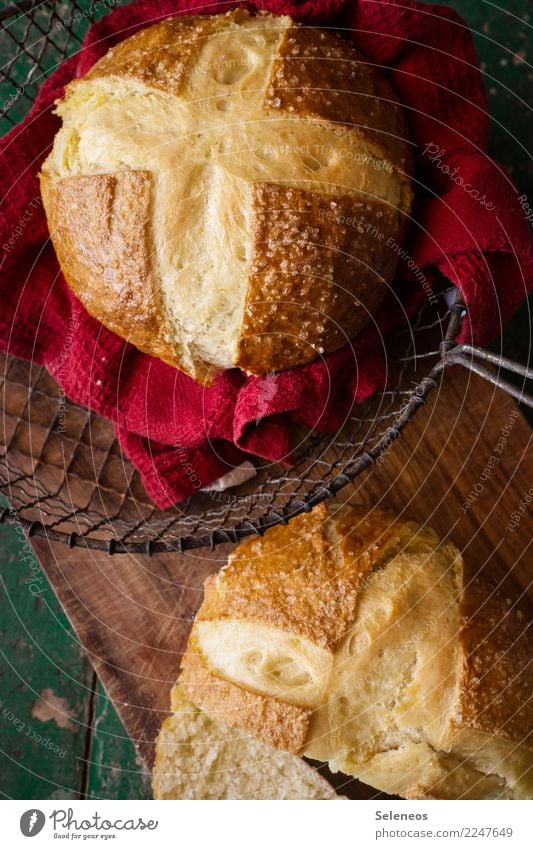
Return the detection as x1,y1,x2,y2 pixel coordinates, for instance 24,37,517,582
29,366,532,796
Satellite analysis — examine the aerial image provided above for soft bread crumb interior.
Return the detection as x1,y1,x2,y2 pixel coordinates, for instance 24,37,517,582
195,619,333,708
306,539,463,760
43,12,408,371
304,533,531,799
304,536,462,774
152,685,338,799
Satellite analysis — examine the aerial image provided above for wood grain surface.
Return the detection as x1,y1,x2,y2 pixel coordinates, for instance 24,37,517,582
28,365,532,796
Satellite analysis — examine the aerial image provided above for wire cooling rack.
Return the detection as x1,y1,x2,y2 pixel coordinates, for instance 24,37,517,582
1,0,532,554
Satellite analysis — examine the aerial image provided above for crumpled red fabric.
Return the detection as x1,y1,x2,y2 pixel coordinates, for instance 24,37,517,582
1,0,532,507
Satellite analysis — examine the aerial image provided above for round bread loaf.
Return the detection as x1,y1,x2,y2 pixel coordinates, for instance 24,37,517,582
40,9,413,385
180,504,533,799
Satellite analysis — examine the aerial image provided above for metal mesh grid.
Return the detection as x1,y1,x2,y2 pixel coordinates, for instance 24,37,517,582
1,2,530,553
0,1,91,131
0,293,460,552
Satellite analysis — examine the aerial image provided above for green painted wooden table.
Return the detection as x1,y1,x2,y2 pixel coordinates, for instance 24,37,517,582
0,0,532,800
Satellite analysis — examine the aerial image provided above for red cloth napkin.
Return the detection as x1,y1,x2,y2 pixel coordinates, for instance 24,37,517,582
1,0,532,507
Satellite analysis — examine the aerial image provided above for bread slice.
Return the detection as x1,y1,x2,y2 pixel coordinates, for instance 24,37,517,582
180,644,311,754
182,504,533,799
152,684,339,799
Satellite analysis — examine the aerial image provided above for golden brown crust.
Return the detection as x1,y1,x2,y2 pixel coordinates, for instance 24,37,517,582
180,646,310,753
40,170,173,364
198,504,412,651
154,683,341,800
40,171,213,383
265,23,413,178
457,577,533,751
83,15,211,97
328,503,418,582
42,11,412,383
236,183,403,373
181,503,532,797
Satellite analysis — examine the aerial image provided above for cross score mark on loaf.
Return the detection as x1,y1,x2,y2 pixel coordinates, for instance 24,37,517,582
181,505,533,799
40,10,412,385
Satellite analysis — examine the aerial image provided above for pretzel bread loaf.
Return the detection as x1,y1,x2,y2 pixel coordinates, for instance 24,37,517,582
41,10,412,385
181,505,533,799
